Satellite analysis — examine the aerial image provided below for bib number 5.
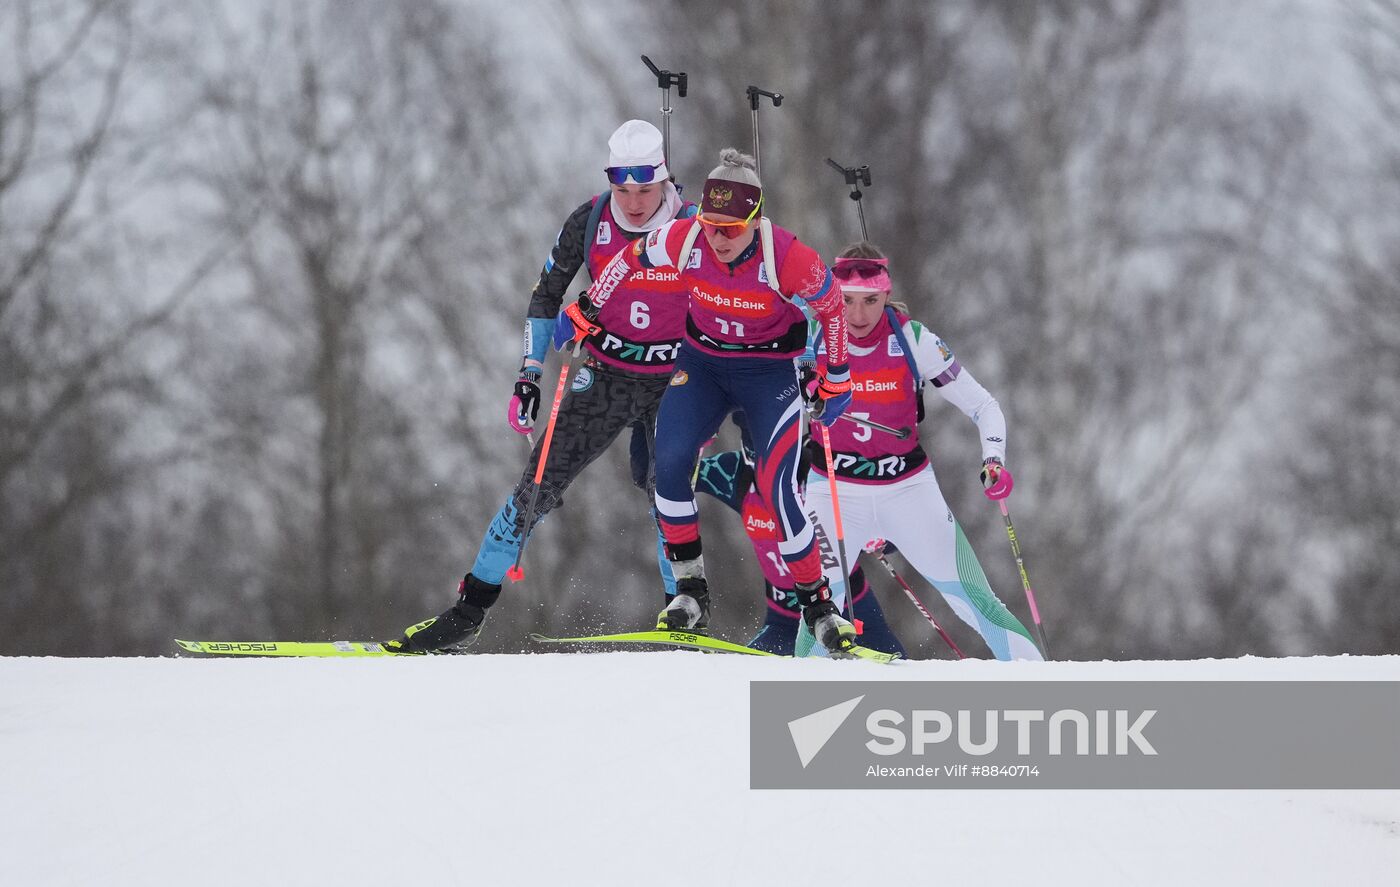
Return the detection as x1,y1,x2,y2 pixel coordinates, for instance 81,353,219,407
850,412,872,442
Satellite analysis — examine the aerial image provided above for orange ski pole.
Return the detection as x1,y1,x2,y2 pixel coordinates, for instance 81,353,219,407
507,342,580,582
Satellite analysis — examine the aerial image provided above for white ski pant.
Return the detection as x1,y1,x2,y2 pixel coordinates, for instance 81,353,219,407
803,465,1042,661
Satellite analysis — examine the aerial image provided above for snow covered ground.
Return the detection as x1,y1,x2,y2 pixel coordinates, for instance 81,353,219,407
2,652,1397,886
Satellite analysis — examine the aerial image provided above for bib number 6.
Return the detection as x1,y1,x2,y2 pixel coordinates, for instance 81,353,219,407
630,301,650,330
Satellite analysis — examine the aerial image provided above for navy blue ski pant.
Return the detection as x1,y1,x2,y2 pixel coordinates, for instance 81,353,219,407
652,346,824,584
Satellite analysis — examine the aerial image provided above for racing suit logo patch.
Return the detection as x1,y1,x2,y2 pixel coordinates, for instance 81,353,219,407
571,366,595,393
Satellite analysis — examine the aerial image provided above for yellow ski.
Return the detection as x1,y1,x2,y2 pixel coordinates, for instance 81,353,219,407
528,630,900,662
174,639,421,657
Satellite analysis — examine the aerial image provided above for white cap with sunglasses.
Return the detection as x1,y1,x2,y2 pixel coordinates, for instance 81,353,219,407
606,120,669,185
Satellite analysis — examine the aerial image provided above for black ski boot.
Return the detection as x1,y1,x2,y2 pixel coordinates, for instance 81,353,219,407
386,574,501,653
796,577,857,657
656,577,710,631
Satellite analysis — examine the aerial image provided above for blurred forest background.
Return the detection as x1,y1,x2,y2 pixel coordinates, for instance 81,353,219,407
2,0,1397,659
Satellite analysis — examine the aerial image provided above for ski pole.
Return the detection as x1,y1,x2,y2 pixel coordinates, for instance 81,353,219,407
507,340,582,582
871,550,965,659
837,412,909,441
745,84,783,177
817,423,859,632
997,499,1050,658
641,55,687,178
825,157,873,242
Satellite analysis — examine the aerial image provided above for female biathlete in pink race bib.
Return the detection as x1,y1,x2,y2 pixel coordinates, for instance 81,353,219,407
801,242,1044,660
556,149,866,656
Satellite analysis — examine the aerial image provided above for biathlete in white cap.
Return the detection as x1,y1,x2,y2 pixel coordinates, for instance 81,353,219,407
387,121,697,653
558,148,865,656
800,242,1044,660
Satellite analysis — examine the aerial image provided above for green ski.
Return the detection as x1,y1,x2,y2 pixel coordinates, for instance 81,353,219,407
528,630,900,663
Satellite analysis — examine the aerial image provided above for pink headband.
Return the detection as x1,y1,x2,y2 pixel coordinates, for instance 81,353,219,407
833,256,892,294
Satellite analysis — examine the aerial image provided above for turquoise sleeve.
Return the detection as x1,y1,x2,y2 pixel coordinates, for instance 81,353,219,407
799,303,819,366
524,316,556,365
